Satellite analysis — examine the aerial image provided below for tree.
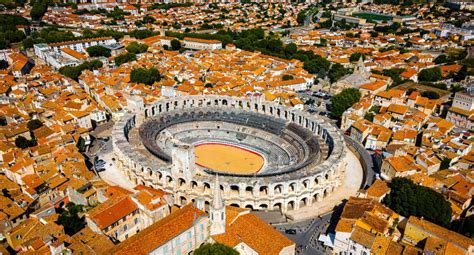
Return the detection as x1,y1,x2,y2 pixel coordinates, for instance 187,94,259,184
15,135,36,149
0,60,8,69
296,10,307,25
421,91,440,99
22,37,34,49
15,136,30,149
130,67,161,85
30,0,49,21
115,52,136,66
282,74,294,81
452,215,474,238
303,56,330,75
418,67,442,82
328,63,351,83
194,243,239,255
330,88,361,118
56,202,86,235
171,39,181,51
126,42,149,54
383,177,452,227
440,157,451,170
27,119,43,131
86,45,111,57
350,53,365,62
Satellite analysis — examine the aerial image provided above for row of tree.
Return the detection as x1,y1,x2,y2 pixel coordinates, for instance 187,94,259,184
59,60,103,80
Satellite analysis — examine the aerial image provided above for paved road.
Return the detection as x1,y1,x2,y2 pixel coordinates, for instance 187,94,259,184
276,212,333,255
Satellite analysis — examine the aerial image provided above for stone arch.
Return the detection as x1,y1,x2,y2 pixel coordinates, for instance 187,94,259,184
178,178,186,188
303,179,310,189
273,202,282,211
287,201,295,211
289,182,297,192
245,186,253,194
180,196,187,205
230,185,239,196
299,197,308,208
274,184,283,194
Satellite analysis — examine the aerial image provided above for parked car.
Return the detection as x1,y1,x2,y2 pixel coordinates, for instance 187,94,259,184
285,229,297,234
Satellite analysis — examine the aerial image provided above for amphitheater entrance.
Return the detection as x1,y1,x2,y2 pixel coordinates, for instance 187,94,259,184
194,143,264,174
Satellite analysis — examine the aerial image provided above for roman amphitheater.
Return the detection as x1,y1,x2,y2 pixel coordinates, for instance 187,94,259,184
112,95,351,213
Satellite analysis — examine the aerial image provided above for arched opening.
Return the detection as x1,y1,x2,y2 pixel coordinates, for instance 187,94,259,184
230,203,240,207
274,184,283,195
245,204,254,210
273,202,282,212
191,181,198,189
287,201,295,211
204,201,210,212
180,196,187,206
303,180,310,189
323,189,328,198
178,178,186,188
259,186,268,195
203,183,211,194
259,204,268,209
222,99,228,106
230,185,239,197
245,186,253,196
289,182,297,192
299,197,308,208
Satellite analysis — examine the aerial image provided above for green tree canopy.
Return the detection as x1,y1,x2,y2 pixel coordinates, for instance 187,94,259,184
27,119,43,131
171,39,181,51
328,63,351,83
126,42,149,54
59,60,103,80
418,67,442,82
114,52,136,66
350,52,365,62
194,243,239,255
130,67,161,85
86,45,111,57
15,135,37,149
383,177,452,227
30,0,49,21
421,91,440,99
330,88,361,118
56,202,86,235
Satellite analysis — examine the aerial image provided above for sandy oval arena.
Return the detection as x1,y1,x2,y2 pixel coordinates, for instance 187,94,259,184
195,143,264,174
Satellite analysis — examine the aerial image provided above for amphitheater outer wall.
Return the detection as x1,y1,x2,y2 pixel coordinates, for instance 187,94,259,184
112,96,348,213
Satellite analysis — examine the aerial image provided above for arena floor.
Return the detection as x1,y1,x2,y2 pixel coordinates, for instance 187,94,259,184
195,143,264,174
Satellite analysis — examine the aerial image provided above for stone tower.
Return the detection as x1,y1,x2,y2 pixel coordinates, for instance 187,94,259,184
126,96,145,125
171,142,195,182
210,175,226,236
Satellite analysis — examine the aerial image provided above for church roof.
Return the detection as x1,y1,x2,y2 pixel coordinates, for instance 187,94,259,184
212,206,294,255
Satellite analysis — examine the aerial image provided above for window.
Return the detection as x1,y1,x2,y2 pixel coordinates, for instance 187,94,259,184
123,224,128,232
134,218,139,225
